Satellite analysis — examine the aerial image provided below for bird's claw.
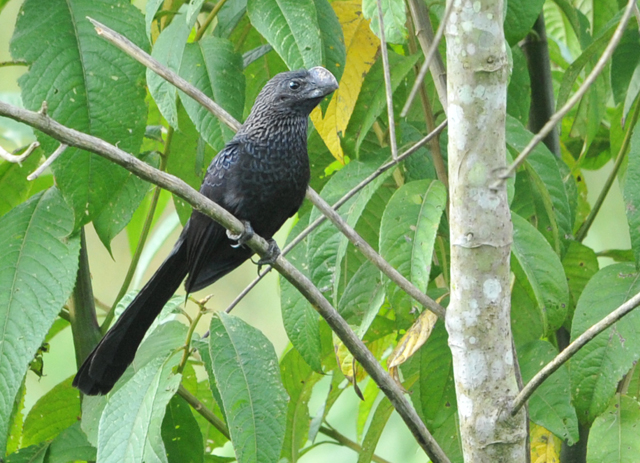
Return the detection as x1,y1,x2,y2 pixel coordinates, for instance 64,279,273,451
255,239,281,272
227,220,254,248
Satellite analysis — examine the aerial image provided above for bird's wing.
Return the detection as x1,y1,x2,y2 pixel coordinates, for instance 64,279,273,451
182,141,253,293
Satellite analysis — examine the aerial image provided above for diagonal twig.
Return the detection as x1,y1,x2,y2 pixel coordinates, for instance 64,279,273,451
511,289,640,415
0,141,39,164
87,17,241,132
27,143,67,180
494,0,636,187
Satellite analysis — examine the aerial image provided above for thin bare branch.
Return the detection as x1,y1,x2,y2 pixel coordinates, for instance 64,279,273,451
512,290,640,415
178,385,230,438
0,59,28,68
495,0,636,187
0,141,39,164
87,17,241,132
375,0,398,159
0,100,450,463
27,143,67,180
401,0,453,117
224,119,448,314
194,0,229,41
306,187,445,318
406,0,447,108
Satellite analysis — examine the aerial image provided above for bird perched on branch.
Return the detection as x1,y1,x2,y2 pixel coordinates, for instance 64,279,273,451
73,67,339,395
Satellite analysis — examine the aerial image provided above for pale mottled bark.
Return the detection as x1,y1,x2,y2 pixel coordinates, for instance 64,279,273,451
445,0,527,461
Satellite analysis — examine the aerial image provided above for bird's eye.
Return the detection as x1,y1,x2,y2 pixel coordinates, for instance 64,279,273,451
289,80,301,90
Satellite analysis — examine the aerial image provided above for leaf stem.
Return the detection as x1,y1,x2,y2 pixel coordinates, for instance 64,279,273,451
177,384,230,438
177,297,209,374
194,0,229,42
375,0,398,159
318,425,393,463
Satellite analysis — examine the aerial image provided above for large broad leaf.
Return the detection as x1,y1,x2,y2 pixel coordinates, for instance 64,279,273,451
208,312,288,463
96,354,182,463
570,263,640,424
280,213,323,372
379,179,446,321
310,1,379,162
346,51,419,156
178,37,245,151
622,124,640,269
511,213,570,333
518,340,579,444
161,395,204,463
0,152,41,218
148,5,196,129
507,116,572,252
562,240,598,317
362,0,407,44
21,377,80,448
504,0,544,45
587,394,640,463
10,0,148,231
0,187,80,458
357,398,394,463
403,322,456,429
307,159,391,306
314,0,346,82
507,46,531,125
279,348,323,462
247,0,323,70
46,422,96,463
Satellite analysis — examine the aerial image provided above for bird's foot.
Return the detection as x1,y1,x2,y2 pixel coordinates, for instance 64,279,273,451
227,220,254,248
255,239,281,271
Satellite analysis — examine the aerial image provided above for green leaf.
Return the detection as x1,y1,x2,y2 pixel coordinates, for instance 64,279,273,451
504,0,544,45
403,322,456,428
127,187,172,255
0,188,80,458
518,340,579,444
611,30,640,106
356,398,394,463
562,241,598,312
178,37,245,151
281,213,323,372
46,422,96,463
279,348,322,462
247,0,323,70
208,312,288,463
11,0,148,230
148,5,197,129
308,159,391,306
511,213,570,333
379,179,446,320
622,125,640,269
587,394,640,463
4,443,48,463
346,52,420,157
21,377,79,447
362,0,407,44
507,46,531,125
357,378,380,440
432,412,463,463
0,152,41,218
507,115,572,251
570,263,640,424
338,261,384,331
93,151,157,253
96,354,182,463
167,104,217,224
313,0,346,82
162,395,204,463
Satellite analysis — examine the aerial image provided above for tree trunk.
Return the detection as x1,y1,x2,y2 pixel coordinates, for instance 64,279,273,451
445,0,527,461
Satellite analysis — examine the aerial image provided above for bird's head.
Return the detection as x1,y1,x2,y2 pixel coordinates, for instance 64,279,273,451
251,66,339,117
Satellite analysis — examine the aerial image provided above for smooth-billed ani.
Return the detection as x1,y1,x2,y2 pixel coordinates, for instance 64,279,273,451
73,67,338,395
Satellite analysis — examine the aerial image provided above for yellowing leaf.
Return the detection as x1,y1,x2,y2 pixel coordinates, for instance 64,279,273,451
530,423,561,463
387,309,438,383
311,1,379,163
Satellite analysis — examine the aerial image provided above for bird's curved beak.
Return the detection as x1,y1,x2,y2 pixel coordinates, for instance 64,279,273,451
308,66,339,99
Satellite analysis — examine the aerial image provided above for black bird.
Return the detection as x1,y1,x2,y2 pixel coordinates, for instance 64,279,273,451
73,67,339,395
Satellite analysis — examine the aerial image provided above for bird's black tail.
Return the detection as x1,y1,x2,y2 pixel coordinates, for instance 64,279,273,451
73,240,189,395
